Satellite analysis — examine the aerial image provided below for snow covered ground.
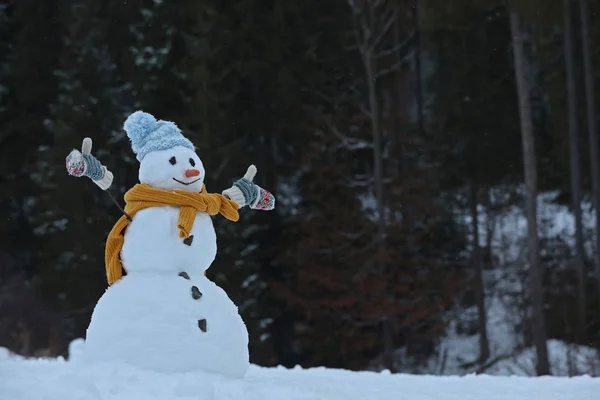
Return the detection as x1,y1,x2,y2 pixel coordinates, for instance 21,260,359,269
0,345,598,400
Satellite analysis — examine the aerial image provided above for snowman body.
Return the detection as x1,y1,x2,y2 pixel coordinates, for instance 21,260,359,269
83,143,250,378
84,273,249,377
120,206,217,276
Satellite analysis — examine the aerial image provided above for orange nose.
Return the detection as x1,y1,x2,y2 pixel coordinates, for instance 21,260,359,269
185,169,200,178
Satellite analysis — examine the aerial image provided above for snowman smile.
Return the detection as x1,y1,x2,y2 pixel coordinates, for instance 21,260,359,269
172,177,202,186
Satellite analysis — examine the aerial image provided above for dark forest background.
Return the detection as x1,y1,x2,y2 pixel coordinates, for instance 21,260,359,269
2,0,600,376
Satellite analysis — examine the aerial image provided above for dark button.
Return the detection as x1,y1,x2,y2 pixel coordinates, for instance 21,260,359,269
191,286,202,299
178,271,190,280
183,235,194,246
198,319,207,332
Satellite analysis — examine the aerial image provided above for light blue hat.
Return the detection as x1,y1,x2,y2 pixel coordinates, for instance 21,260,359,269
123,111,194,162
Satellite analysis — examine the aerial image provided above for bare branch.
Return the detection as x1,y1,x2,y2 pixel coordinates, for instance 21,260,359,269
375,59,406,78
474,346,527,374
347,177,374,187
375,34,414,58
332,141,374,151
313,90,333,104
342,228,368,240
378,3,395,29
359,103,372,119
323,116,374,150
352,18,364,49
359,11,372,45
373,7,397,48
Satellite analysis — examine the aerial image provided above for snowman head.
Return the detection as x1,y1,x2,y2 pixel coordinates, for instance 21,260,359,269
124,111,205,192
138,146,205,192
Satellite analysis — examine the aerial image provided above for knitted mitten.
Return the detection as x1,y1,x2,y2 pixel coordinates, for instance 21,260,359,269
222,165,275,210
66,138,113,190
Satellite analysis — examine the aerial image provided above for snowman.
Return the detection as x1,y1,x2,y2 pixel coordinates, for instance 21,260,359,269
65,111,274,378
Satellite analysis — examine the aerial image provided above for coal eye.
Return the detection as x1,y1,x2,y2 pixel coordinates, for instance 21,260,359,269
169,156,176,165
189,158,195,167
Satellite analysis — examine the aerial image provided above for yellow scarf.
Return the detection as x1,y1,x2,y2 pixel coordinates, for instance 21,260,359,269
105,183,239,285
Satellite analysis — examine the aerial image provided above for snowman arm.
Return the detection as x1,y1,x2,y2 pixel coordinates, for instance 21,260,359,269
66,138,114,190
222,165,258,208
66,138,131,220
222,186,246,208
221,165,275,211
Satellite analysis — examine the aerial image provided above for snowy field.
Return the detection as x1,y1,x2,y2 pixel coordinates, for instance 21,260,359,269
0,348,598,400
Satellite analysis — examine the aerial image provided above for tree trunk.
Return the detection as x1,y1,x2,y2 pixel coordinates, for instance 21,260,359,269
508,7,551,376
365,51,385,267
393,14,407,176
564,0,587,343
365,47,393,371
470,181,490,362
413,0,424,136
579,0,600,309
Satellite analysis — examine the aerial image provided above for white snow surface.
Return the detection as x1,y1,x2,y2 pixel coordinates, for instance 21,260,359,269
0,352,598,400
84,274,249,378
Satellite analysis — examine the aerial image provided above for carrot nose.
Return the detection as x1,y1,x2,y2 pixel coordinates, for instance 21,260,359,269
185,169,200,178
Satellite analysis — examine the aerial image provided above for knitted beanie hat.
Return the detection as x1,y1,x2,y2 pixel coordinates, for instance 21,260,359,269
123,111,194,161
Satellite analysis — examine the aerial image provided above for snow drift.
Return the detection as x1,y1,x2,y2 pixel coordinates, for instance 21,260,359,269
0,346,598,400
